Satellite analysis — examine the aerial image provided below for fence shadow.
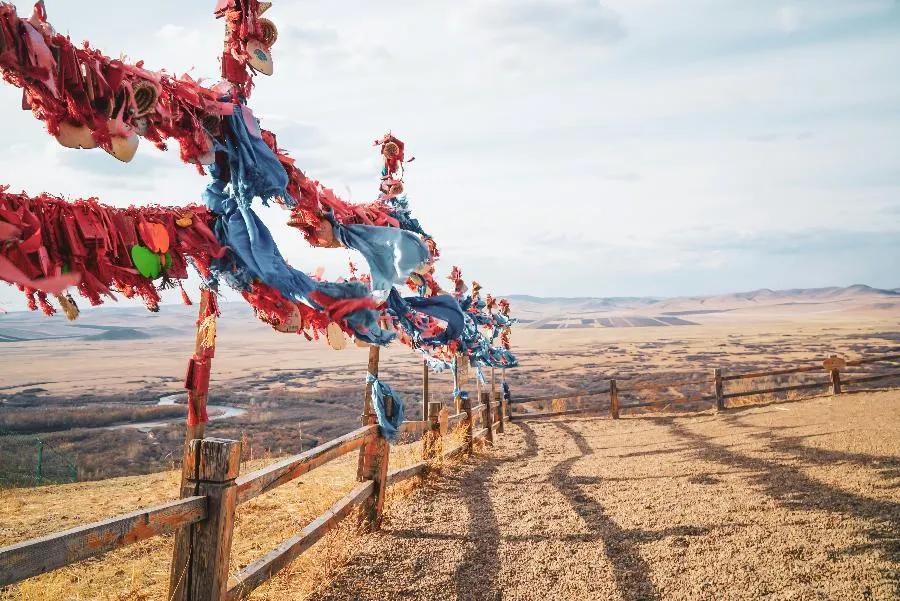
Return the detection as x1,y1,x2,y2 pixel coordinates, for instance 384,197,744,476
660,418,900,565
452,421,541,601
546,421,670,601
719,413,900,481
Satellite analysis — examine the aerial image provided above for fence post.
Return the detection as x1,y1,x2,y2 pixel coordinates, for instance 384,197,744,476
830,368,842,395
180,288,217,486
480,391,494,445
357,345,390,529
168,437,240,601
422,359,429,421
609,379,619,420
492,367,504,433
424,400,443,460
462,393,474,453
454,356,462,414
34,440,43,485
714,368,725,411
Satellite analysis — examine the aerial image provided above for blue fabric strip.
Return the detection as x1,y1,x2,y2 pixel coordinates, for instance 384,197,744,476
366,373,405,441
330,217,431,291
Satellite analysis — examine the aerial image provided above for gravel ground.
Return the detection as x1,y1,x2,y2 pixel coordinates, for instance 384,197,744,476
310,391,899,601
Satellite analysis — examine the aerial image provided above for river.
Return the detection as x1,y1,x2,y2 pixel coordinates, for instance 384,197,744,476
104,393,248,431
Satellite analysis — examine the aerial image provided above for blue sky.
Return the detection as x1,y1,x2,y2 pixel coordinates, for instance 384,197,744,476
1,0,899,310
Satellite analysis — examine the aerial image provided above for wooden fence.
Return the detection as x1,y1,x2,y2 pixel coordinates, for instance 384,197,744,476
507,352,900,419
1,351,898,597
0,348,508,600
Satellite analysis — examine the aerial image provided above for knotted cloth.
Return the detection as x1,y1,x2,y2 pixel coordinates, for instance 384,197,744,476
366,373,405,441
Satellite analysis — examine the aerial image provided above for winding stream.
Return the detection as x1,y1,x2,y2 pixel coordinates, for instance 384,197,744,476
104,393,248,431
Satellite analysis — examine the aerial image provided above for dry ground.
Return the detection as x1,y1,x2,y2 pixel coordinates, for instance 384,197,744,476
310,391,899,601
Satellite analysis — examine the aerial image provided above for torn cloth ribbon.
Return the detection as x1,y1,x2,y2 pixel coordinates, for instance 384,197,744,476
386,289,465,347
203,102,393,344
329,215,430,291
216,103,295,207
366,373,405,441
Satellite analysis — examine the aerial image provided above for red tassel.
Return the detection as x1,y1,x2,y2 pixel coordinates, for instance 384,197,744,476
180,282,193,305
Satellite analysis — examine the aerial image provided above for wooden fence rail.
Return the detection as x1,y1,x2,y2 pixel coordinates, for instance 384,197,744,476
1,350,898,597
506,352,900,420
235,426,376,505
0,496,207,586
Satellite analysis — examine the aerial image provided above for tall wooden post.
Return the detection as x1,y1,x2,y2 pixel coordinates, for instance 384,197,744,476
181,289,217,484
454,356,462,414
422,359,429,421
480,391,494,445
492,367,504,433
169,438,241,601
609,379,619,420
714,368,725,411
501,368,508,420
424,400,442,460
357,345,390,529
462,393,474,453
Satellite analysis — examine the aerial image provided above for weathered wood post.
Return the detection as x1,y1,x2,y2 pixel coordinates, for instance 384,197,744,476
714,368,725,411
480,391,494,445
422,359,429,421
454,356,463,414
180,289,217,484
829,358,842,395
492,367,504,433
357,345,390,529
168,438,241,601
424,400,443,460
462,393,474,453
501,368,509,420
609,379,620,420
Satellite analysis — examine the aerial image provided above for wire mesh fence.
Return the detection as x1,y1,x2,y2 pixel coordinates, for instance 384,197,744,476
0,432,77,487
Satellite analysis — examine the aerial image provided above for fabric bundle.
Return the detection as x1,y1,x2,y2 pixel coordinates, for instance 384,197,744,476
365,373,405,442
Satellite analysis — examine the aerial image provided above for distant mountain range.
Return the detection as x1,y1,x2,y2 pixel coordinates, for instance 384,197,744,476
1,285,898,341
507,284,900,329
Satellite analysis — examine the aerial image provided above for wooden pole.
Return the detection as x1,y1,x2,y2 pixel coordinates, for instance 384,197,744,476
422,359,429,421
169,438,240,601
356,345,390,529
462,392,474,453
830,368,842,395
454,355,462,414
501,368,508,420
181,289,217,484
424,400,442,460
492,367,503,434
480,391,494,445
609,379,619,420
714,368,725,411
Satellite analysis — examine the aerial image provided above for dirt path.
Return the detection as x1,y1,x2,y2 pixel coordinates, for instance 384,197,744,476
309,391,899,601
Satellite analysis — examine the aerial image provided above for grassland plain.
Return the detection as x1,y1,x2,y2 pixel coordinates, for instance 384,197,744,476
1,295,898,598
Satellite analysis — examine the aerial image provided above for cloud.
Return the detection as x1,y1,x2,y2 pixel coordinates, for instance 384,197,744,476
479,0,627,46
746,131,815,143
674,227,900,256
777,5,801,34
601,172,642,183
278,23,340,49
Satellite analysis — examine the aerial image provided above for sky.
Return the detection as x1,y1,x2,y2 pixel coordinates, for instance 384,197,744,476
1,0,899,310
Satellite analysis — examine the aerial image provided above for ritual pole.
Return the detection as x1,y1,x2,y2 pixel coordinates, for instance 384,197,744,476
181,288,217,482
422,359,429,420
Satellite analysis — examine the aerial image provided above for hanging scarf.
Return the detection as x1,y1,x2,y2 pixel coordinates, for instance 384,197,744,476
328,215,430,292
366,373,405,441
